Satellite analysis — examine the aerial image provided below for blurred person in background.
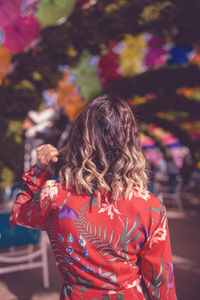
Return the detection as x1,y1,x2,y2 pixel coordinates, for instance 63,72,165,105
166,157,180,185
22,107,69,172
10,95,176,300
22,107,57,172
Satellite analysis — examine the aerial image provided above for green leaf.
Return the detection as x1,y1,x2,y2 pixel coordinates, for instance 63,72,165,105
99,247,113,254
104,226,108,240
99,225,102,238
96,243,109,250
109,230,114,244
146,207,162,216
157,257,165,283
94,224,97,236
90,240,103,246
86,222,90,232
114,234,121,250
89,224,93,234
158,272,168,287
107,257,121,262
128,232,141,243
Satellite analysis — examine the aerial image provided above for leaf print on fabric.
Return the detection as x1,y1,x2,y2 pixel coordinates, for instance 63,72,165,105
125,277,141,289
61,283,74,298
166,262,174,290
73,255,80,262
82,246,89,258
67,233,75,243
85,264,96,273
65,255,73,264
74,201,140,270
148,213,167,248
137,284,143,294
121,214,140,251
73,202,121,265
34,165,41,173
129,188,150,201
40,180,58,200
135,224,150,251
148,256,168,299
79,235,87,246
98,200,121,220
146,207,163,217
90,193,99,207
58,233,64,243
99,266,117,283
108,290,117,295
46,223,77,284
66,246,73,254
58,206,78,220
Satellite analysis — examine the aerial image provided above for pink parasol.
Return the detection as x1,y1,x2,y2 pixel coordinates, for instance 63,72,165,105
4,16,40,54
0,0,23,29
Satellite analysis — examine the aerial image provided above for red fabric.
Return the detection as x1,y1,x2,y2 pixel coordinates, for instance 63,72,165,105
10,165,176,299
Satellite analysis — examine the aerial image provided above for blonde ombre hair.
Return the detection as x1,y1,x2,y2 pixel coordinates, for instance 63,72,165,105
59,95,148,201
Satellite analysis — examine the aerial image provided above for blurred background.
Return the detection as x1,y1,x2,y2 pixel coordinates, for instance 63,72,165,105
0,0,199,299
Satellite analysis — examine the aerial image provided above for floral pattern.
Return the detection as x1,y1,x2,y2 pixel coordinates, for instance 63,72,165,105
79,235,86,247
67,233,75,243
10,165,176,300
40,180,58,200
98,200,121,220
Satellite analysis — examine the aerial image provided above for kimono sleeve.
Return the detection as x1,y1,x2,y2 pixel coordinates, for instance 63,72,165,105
139,209,176,300
10,165,53,230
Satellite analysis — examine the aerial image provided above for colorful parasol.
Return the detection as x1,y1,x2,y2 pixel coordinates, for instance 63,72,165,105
142,125,188,168
144,35,168,68
0,0,23,29
119,34,147,76
0,46,11,84
4,16,40,54
56,70,86,123
70,52,102,103
37,0,76,28
98,41,120,88
167,46,192,65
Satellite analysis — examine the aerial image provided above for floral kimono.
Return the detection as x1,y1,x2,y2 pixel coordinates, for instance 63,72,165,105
10,165,176,300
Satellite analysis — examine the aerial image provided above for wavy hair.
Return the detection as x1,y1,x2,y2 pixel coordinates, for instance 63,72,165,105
59,95,148,201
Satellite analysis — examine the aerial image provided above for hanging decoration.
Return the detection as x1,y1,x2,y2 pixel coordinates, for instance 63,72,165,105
56,69,86,123
142,125,188,168
4,16,40,54
144,35,168,68
70,51,102,103
98,41,120,88
167,46,192,65
0,46,11,84
37,0,76,28
119,34,147,76
0,0,23,29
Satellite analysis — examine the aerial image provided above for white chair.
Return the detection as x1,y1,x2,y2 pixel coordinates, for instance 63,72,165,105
0,209,49,288
158,175,184,209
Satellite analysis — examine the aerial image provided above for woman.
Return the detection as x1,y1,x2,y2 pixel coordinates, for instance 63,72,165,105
10,95,176,299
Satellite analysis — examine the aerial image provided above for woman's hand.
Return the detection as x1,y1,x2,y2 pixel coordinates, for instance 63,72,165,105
36,144,59,171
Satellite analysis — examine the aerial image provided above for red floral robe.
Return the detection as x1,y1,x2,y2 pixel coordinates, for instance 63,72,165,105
10,165,176,300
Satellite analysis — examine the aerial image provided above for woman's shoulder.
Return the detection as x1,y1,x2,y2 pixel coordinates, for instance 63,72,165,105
123,187,165,220
128,187,161,205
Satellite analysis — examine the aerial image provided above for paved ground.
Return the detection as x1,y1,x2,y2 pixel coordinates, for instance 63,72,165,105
0,191,200,300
